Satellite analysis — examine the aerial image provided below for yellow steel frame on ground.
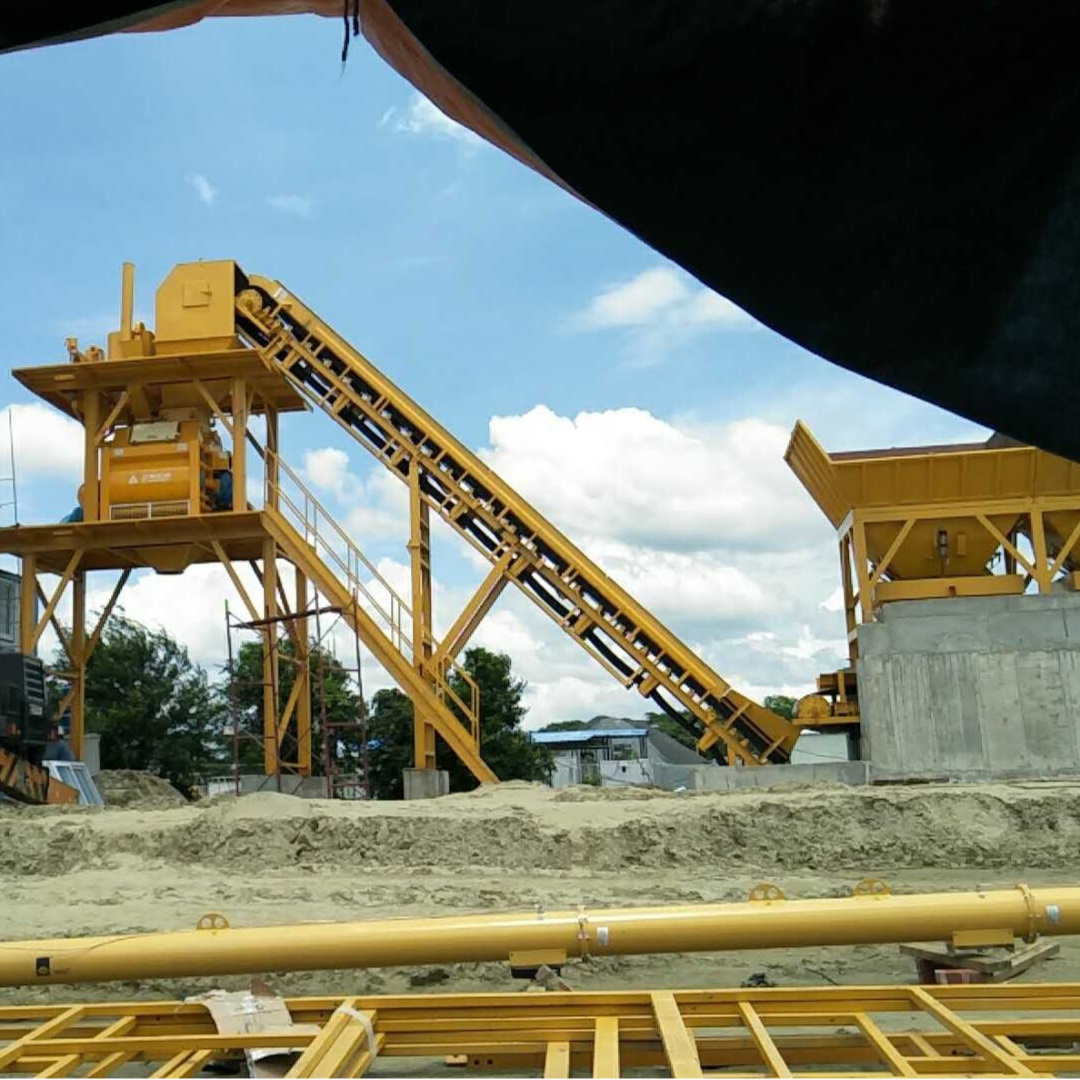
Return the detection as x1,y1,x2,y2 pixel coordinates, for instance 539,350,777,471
3,983,1080,1078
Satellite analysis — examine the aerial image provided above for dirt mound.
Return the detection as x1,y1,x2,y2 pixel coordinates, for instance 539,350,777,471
95,770,188,810
200,792,315,821
3,780,1080,879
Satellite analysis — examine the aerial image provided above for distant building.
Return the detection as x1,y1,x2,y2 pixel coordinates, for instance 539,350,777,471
529,716,706,790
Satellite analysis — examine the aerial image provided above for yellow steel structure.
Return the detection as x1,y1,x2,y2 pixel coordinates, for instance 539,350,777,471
230,267,799,765
785,422,1080,723
4,259,801,777
4,983,1080,1077
787,421,1080,646
1,884,1075,987
3,262,492,785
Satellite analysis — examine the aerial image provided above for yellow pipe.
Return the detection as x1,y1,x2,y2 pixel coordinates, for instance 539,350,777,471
0,886,1076,987
120,262,134,340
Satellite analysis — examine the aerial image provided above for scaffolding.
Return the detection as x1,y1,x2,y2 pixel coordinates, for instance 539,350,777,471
313,599,371,800
222,591,370,799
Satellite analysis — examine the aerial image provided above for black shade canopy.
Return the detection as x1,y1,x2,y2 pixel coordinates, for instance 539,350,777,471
4,0,1080,459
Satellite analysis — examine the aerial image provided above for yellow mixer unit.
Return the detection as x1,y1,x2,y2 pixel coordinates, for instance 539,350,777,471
100,418,231,521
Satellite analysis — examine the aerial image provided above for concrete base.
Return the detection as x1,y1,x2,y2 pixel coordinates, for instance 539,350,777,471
403,768,450,800
82,733,101,776
206,774,329,799
858,592,1080,779
652,761,869,792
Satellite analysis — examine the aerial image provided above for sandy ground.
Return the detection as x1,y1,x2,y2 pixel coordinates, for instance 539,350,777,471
3,777,1080,1011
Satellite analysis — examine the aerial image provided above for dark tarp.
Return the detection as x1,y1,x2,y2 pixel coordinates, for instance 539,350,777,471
4,1,1080,460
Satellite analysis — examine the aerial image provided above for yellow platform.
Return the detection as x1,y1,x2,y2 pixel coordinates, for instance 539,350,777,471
14,351,307,423
0,512,270,574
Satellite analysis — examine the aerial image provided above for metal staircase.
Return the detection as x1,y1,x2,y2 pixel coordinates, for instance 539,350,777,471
234,276,799,766
260,449,492,783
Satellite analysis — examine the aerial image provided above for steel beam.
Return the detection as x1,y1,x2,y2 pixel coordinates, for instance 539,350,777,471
408,458,436,771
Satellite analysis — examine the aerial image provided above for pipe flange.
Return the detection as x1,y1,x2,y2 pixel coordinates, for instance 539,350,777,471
576,905,590,958
853,878,891,897
1015,883,1039,943
748,883,786,902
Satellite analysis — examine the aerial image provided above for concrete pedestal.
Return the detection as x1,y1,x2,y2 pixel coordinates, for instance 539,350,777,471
403,768,450,800
858,592,1080,780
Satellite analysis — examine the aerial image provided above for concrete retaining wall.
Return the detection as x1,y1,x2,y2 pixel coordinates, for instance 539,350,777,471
858,592,1080,779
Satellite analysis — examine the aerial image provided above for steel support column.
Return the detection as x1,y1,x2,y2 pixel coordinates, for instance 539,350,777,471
231,377,247,513
295,567,311,775
407,459,436,771
261,537,280,778
82,391,100,522
69,572,86,760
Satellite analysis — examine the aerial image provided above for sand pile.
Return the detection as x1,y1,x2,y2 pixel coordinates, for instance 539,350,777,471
3,780,1080,878
94,770,188,810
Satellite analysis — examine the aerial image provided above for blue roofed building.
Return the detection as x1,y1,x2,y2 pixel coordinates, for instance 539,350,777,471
529,716,707,790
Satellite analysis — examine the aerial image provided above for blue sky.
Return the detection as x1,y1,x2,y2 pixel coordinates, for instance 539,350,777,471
0,15,987,729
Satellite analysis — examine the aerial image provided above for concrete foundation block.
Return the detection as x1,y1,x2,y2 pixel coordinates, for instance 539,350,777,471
657,762,870,793
403,768,450,800
859,593,1080,779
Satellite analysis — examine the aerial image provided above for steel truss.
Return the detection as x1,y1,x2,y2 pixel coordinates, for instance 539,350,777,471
236,273,799,765
3,983,1080,1078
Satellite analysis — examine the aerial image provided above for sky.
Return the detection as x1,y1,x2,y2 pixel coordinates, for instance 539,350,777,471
0,15,989,729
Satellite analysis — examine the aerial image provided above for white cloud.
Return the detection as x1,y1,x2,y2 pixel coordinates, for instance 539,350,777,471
296,447,406,542
734,625,847,665
820,586,845,613
303,447,352,498
267,194,314,218
521,674,644,731
575,538,773,623
186,173,217,206
0,403,82,481
569,266,756,365
383,93,484,148
576,267,689,329
682,288,753,327
481,405,825,553
342,467,409,542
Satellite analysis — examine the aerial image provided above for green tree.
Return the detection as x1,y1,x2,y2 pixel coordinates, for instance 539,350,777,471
644,710,700,752
68,614,226,794
226,637,361,774
764,695,797,720
366,647,552,798
366,687,414,799
538,719,590,732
